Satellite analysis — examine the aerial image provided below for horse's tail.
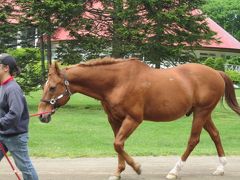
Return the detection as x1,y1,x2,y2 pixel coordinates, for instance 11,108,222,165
219,71,240,116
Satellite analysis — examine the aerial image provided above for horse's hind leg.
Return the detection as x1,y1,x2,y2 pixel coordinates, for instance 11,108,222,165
166,110,208,179
204,118,227,176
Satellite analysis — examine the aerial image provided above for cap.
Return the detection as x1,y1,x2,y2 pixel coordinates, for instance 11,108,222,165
0,53,21,76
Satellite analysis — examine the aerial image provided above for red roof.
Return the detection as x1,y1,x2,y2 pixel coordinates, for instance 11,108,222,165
51,28,75,42
200,17,240,50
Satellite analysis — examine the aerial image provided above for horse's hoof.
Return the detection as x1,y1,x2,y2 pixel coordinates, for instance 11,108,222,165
135,163,142,175
166,173,178,180
108,175,121,180
212,170,224,176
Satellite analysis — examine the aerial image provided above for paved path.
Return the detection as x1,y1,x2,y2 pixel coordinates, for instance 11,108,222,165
1,156,240,180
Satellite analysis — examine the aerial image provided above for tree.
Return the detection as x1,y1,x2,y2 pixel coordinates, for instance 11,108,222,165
0,1,19,52
202,0,240,41
14,0,85,82
56,0,216,67
17,0,84,62
0,0,39,52
12,0,216,68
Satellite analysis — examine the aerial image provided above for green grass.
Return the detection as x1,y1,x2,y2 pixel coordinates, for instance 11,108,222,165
26,90,240,157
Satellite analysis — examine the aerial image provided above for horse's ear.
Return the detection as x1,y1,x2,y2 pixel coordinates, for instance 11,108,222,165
49,61,61,76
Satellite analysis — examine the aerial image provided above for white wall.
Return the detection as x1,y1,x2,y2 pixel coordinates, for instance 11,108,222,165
194,49,240,59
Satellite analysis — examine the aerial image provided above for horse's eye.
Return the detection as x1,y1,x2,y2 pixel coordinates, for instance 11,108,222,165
49,86,56,92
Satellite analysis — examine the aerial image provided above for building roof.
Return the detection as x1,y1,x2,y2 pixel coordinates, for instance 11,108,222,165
51,28,75,42
200,17,240,50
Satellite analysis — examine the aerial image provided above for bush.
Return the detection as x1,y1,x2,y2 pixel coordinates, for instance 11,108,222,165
225,70,240,84
203,57,226,71
6,48,43,95
227,56,240,65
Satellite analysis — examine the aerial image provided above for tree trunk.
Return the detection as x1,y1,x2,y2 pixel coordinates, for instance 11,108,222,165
39,34,46,83
112,35,122,58
46,34,52,65
112,0,123,58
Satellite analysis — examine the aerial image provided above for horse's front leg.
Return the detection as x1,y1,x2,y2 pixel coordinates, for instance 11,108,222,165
109,155,125,180
107,116,126,180
113,116,142,176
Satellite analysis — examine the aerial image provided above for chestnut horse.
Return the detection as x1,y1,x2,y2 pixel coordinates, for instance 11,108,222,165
38,57,240,180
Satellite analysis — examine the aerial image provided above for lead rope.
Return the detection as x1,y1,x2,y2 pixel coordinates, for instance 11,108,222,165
0,143,21,180
29,111,52,117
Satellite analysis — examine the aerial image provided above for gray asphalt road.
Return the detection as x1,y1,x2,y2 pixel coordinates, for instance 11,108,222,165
0,156,240,180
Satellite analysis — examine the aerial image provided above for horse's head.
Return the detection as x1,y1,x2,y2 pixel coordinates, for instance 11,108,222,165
38,62,72,123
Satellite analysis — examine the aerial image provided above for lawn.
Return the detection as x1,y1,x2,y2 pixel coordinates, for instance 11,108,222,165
26,90,240,157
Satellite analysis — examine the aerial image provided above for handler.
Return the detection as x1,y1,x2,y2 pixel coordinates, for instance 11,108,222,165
0,53,38,180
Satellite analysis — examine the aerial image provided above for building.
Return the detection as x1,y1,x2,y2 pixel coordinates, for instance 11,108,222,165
195,17,240,59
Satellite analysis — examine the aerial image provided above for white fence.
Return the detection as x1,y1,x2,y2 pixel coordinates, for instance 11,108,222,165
224,64,240,72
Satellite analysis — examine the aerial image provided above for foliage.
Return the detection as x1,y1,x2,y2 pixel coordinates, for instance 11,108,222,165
227,56,240,65
56,37,110,65
47,0,215,65
0,1,39,51
1,1,222,68
203,56,240,83
202,0,240,41
203,57,226,71
0,1,19,52
17,0,84,35
6,0,217,67
225,70,240,84
16,0,85,65
6,48,42,94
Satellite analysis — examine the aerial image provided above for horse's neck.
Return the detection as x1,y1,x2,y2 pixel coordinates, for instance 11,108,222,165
66,66,116,100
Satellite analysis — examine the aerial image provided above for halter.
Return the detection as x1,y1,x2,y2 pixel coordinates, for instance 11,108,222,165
41,73,72,106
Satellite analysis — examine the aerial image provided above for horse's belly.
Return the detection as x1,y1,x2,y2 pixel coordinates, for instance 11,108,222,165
144,109,188,122
143,100,192,122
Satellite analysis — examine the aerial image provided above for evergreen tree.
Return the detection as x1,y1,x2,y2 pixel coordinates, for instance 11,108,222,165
16,0,84,64
12,0,216,67
0,1,19,52
57,0,215,66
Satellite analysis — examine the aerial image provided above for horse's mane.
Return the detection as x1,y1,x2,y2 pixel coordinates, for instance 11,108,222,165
63,57,138,71
79,57,137,67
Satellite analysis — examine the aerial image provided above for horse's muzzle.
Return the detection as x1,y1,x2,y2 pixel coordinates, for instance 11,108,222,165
39,113,52,123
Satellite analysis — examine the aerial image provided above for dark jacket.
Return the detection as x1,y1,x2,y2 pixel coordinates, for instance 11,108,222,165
0,78,29,136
